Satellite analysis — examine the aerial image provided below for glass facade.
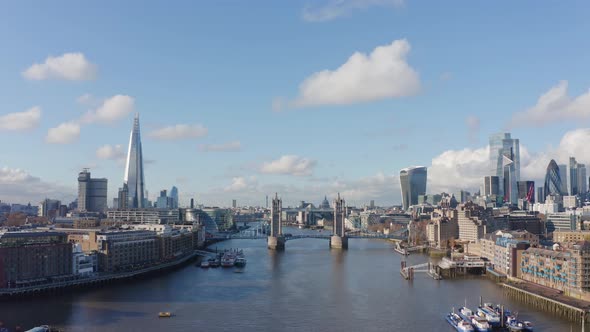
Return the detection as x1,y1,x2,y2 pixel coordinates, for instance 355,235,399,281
544,159,564,196
124,114,145,208
399,166,427,210
489,133,520,203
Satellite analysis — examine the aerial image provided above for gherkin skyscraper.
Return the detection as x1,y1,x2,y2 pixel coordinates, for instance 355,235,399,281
124,113,145,208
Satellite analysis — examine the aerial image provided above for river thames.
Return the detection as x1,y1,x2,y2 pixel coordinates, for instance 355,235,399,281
0,227,586,331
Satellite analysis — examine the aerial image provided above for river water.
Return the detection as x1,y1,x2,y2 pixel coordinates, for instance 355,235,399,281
0,226,586,331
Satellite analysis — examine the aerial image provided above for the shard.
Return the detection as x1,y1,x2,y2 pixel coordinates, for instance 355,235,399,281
124,113,145,208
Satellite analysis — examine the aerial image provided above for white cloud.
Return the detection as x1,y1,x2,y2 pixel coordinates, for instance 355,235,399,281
260,155,317,176
96,144,126,162
427,128,590,194
81,95,135,124
331,172,399,203
46,122,80,144
291,39,420,107
510,80,590,127
0,107,41,131
303,0,404,22
199,141,241,152
428,146,490,194
22,52,97,81
148,124,208,140
0,166,74,203
224,176,258,192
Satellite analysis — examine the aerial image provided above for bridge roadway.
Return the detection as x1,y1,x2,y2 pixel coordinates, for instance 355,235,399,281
212,232,406,241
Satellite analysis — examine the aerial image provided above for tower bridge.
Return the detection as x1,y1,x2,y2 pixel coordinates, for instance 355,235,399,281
210,193,408,249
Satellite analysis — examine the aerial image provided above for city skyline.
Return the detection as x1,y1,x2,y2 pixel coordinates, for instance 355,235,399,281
1,2,590,207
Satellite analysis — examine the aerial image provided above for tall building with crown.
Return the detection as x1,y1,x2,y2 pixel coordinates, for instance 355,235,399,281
124,114,145,208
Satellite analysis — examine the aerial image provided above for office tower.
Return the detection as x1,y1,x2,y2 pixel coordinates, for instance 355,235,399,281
232,199,237,208
77,169,108,212
568,157,579,195
117,184,128,209
558,164,568,195
399,166,427,210
124,113,145,208
537,187,545,204
489,133,520,204
517,181,535,203
483,176,500,196
544,160,564,196
578,164,587,194
170,186,179,208
370,200,375,209
190,198,194,209
38,199,61,218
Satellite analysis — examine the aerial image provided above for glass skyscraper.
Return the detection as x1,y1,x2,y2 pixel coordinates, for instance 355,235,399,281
124,113,145,208
399,166,427,210
489,133,520,204
544,159,564,197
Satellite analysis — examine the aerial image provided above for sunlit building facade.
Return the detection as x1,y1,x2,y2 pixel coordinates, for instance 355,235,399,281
400,166,427,211
489,133,520,204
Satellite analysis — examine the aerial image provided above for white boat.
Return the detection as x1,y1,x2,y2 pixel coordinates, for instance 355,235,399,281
446,312,474,332
200,261,210,268
477,304,501,327
459,307,490,332
471,316,491,332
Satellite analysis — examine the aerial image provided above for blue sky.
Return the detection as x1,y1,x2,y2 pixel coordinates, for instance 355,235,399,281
1,1,590,207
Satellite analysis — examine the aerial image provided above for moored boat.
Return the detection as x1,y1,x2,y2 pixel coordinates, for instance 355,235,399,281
446,312,474,332
208,258,220,267
477,304,501,327
459,307,490,332
200,261,210,268
235,257,247,267
506,315,525,331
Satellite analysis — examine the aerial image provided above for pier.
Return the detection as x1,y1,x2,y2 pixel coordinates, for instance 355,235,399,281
503,282,590,324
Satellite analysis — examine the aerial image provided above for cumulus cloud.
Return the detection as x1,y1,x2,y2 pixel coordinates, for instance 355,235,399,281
148,124,208,140
290,39,420,107
0,166,74,203
199,141,241,152
260,155,317,176
22,52,97,81
81,95,135,124
96,144,126,162
428,146,490,194
465,115,480,143
303,0,404,22
510,81,590,127
0,107,41,131
224,176,258,192
427,128,590,194
46,122,80,144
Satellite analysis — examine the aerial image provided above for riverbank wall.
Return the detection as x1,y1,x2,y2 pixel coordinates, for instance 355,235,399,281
0,249,213,300
502,282,590,324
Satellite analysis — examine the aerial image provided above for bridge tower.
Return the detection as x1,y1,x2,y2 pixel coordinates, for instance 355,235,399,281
330,193,348,249
267,193,285,250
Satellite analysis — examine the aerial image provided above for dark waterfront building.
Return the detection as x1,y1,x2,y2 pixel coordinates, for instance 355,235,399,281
0,232,72,288
544,159,565,197
399,166,427,210
77,169,108,212
96,230,158,273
